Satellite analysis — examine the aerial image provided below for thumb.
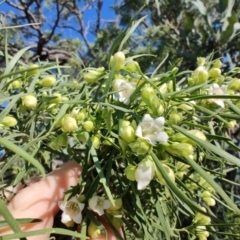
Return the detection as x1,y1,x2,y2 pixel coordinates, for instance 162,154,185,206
0,161,81,240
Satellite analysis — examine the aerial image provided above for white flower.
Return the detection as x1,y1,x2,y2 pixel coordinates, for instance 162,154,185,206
136,114,169,145
209,83,227,108
113,79,136,104
135,157,155,190
88,196,112,216
58,196,85,224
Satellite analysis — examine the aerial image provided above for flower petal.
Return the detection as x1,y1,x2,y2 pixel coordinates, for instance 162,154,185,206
135,162,155,190
93,206,105,216
103,200,112,209
154,117,165,127
135,125,143,138
142,133,158,145
72,212,83,224
89,196,98,210
61,212,72,224
114,79,125,89
78,203,85,211
214,99,224,108
142,114,153,122
156,131,169,143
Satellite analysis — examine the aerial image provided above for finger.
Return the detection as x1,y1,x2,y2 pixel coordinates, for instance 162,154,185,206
0,161,82,240
1,176,42,202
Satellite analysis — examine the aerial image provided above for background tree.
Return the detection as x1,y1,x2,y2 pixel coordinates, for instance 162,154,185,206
1,0,240,73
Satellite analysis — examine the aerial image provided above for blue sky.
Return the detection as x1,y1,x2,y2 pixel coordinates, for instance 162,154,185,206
0,0,116,43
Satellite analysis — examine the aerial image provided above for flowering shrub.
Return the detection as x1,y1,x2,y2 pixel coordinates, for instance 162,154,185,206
1,20,240,240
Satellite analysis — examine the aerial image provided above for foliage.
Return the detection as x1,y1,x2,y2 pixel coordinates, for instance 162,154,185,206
1,15,240,240
1,0,240,74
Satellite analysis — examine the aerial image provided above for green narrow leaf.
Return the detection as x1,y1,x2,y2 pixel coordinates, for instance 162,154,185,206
0,218,41,228
85,132,114,205
219,0,229,12
0,138,45,176
155,201,171,240
184,156,240,214
119,16,147,51
0,93,24,122
226,99,240,115
172,125,240,168
151,53,169,78
4,46,32,75
1,227,88,240
151,152,218,220
191,0,206,15
0,200,24,237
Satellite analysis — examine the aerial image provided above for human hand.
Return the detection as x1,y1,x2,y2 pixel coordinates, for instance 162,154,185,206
0,161,118,240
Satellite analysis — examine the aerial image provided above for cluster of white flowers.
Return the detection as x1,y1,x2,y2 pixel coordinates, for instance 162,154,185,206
58,195,112,225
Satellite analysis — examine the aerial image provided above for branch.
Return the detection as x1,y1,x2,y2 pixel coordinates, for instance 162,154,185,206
71,0,96,58
95,0,103,33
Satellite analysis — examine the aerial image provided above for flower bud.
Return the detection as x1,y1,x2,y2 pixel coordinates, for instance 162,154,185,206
125,61,139,72
51,107,59,115
168,111,183,125
167,81,173,92
129,138,151,155
111,51,125,71
82,120,94,132
159,83,168,94
22,95,37,109
61,114,78,132
91,135,101,149
148,95,163,115
11,80,22,89
108,198,123,211
124,164,136,181
83,67,104,83
228,78,240,91
141,86,155,103
201,190,211,198
179,102,195,111
164,142,194,157
192,66,209,85
50,92,62,103
202,197,216,206
27,64,39,76
171,67,179,75
56,133,68,147
177,162,190,171
40,75,56,87
61,96,69,102
193,209,211,225
188,77,194,86
88,221,101,238
156,164,175,185
1,116,17,127
197,57,206,66
213,59,222,68
76,110,87,121
208,68,221,78
119,124,135,143
186,130,207,145
70,107,79,117
196,226,209,240
102,137,115,146
76,132,87,143
170,133,188,143
225,120,237,129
